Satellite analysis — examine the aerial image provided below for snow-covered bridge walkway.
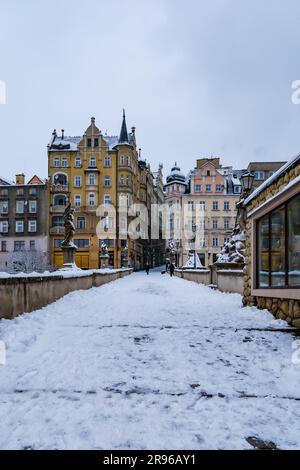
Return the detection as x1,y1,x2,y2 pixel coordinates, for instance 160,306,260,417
0,269,300,449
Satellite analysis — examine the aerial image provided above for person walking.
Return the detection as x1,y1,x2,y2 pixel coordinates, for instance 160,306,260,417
145,263,150,275
169,262,175,277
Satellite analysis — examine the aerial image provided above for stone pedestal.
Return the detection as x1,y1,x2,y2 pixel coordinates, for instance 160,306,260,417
100,254,109,269
61,245,77,270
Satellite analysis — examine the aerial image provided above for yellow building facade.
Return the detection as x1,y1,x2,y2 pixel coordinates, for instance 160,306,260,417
48,113,164,270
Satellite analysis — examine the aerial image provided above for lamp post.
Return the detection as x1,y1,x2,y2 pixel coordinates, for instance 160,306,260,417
192,221,197,269
236,172,255,229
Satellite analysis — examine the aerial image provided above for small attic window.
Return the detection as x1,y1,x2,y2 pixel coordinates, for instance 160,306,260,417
94,138,99,147
87,138,92,148
207,170,211,176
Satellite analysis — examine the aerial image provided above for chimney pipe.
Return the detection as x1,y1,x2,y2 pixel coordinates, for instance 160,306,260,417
16,174,25,185
61,129,64,140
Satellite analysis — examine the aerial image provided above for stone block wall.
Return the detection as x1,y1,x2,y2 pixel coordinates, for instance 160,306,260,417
0,269,132,320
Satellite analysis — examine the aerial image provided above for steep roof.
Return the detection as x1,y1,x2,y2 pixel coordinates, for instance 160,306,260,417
118,109,129,144
27,175,45,185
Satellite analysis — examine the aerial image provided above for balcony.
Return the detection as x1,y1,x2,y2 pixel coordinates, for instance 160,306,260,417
50,184,69,193
50,205,67,213
50,227,65,235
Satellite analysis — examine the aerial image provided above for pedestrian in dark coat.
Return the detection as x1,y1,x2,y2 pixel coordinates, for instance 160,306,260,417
146,263,150,275
169,263,175,277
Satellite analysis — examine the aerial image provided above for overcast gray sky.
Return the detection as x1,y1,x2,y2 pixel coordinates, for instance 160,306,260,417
1,0,300,181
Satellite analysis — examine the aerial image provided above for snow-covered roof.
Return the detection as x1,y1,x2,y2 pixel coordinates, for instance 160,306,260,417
0,176,13,185
49,135,82,151
244,153,300,206
166,163,186,185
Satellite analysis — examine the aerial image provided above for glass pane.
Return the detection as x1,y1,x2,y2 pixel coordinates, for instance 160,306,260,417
270,208,285,287
258,215,269,287
288,195,300,286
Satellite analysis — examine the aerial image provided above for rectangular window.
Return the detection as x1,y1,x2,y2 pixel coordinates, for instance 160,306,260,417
15,220,24,233
76,216,86,229
87,138,92,148
224,201,230,211
28,220,37,233
104,156,111,167
216,184,223,192
88,173,95,185
0,201,8,214
257,194,300,288
16,188,24,196
212,201,219,211
120,155,125,166
89,193,95,207
14,241,25,251
29,188,37,196
213,237,219,246
29,200,37,213
74,195,81,208
75,157,82,168
89,157,96,168
30,240,36,250
195,184,202,192
288,196,300,286
16,201,24,214
0,221,8,233
105,176,111,187
74,239,90,248
199,201,206,211
54,156,60,167
52,216,64,228
206,184,211,193
255,171,265,180
188,201,194,211
94,138,99,147
224,219,230,230
61,157,68,168
74,176,82,187
212,220,218,229
0,241,7,251
104,195,111,206
1,189,8,196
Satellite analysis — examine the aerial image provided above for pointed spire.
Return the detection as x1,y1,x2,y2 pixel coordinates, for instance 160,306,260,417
118,108,129,143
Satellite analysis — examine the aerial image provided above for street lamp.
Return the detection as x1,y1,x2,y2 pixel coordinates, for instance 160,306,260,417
240,172,255,195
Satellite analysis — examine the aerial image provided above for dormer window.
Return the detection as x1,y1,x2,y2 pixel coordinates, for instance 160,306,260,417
87,138,92,148
94,138,99,147
207,170,211,176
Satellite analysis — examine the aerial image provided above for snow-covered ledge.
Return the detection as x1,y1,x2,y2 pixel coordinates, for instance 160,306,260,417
0,268,132,320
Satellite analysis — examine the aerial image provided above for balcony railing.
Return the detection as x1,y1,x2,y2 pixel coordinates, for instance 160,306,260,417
50,227,65,235
50,205,67,213
50,184,69,193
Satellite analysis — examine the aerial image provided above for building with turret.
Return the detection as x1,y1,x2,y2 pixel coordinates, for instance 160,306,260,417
47,111,164,270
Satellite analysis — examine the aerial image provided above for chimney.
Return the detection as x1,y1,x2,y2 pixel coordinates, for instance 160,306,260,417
16,174,25,185
138,148,141,159
52,129,57,136
61,129,64,140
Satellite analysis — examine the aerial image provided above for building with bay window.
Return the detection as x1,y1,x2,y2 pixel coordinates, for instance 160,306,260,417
48,113,165,270
243,154,300,326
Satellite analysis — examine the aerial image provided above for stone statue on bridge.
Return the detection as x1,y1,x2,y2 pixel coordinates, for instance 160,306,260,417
62,203,76,247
